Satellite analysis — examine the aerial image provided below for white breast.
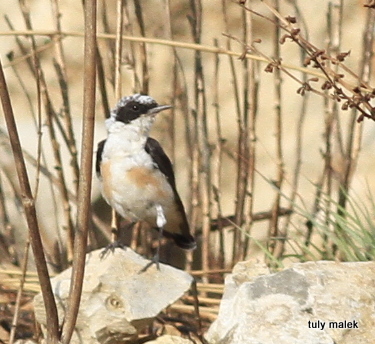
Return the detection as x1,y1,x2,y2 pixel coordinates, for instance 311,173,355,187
99,128,175,226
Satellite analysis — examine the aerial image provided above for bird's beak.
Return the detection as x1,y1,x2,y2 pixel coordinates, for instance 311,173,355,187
147,105,172,116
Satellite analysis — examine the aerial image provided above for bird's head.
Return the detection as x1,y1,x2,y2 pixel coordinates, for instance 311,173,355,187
105,94,171,135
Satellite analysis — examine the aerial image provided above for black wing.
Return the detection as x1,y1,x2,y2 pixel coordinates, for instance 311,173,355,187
96,139,106,178
145,137,177,190
145,137,196,250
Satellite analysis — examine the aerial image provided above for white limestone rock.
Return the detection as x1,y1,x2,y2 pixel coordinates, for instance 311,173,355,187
205,261,375,344
34,248,193,343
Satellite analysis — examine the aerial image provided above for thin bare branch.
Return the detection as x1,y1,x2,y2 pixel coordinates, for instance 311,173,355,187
50,0,80,194
133,0,149,94
189,0,211,280
115,0,125,99
212,38,225,268
60,0,97,341
0,56,60,343
267,0,285,261
9,240,30,344
1,29,342,85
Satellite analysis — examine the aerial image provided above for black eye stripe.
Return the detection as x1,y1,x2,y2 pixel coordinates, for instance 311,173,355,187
116,106,139,123
115,100,157,124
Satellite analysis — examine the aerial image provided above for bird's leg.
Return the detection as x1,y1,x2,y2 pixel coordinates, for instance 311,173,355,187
111,209,121,242
154,203,167,266
100,217,134,259
140,204,166,272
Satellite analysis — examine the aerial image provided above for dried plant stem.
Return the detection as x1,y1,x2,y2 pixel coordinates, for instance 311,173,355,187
163,0,176,164
335,4,375,259
183,295,221,305
51,0,80,194
46,102,76,263
237,6,254,262
326,0,344,257
6,8,44,200
233,6,251,263
107,0,126,244
0,127,110,242
282,1,310,242
169,304,218,322
8,240,30,344
96,46,111,119
100,1,115,89
190,280,204,335
221,0,243,263
0,173,16,263
267,0,285,260
242,6,258,259
340,7,375,194
196,282,224,293
133,0,149,94
163,0,195,270
4,49,61,256
186,7,200,255
60,0,97,341
212,39,225,268
18,0,76,264
53,61,79,189
130,221,142,250
0,57,59,343
190,0,211,280
246,3,375,121
348,6,375,167
122,2,141,92
1,30,338,84
191,268,231,276
115,0,125,99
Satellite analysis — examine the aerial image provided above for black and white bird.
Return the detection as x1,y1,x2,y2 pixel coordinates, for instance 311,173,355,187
96,94,196,260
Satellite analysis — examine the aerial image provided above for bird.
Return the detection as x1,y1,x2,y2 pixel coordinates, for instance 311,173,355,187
96,94,196,267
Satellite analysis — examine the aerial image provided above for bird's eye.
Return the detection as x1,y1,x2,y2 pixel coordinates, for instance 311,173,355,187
132,104,139,111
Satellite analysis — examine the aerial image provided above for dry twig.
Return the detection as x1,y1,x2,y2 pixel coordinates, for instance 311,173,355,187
60,0,97,341
0,57,59,343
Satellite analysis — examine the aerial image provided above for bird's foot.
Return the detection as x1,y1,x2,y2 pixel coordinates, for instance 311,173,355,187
139,253,160,273
138,204,164,273
100,241,127,260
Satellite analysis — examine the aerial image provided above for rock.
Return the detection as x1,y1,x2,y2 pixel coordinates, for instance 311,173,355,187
144,335,195,343
34,248,193,344
205,261,375,344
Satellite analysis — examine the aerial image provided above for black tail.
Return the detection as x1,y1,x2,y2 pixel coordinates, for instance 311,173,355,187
172,233,197,250
161,230,196,250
